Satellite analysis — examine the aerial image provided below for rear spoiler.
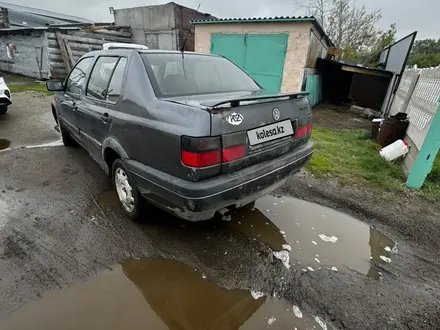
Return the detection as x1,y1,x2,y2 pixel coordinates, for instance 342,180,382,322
201,91,310,108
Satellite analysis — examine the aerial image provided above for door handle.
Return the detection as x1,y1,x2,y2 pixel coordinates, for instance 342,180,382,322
72,103,78,111
101,113,111,124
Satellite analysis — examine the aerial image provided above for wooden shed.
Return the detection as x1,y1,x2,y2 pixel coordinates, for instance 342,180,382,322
0,25,131,79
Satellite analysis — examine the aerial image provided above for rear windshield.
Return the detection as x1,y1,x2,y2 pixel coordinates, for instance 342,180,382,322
141,53,261,97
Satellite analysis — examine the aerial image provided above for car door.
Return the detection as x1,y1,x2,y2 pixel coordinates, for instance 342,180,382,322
59,57,94,137
77,56,127,155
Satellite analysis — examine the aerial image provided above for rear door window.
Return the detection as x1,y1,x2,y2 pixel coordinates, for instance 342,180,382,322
86,57,119,100
65,57,94,95
106,57,127,102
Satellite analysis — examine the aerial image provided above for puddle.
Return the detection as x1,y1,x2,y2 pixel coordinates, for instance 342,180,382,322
0,138,10,150
1,259,326,330
87,189,120,218
229,195,396,279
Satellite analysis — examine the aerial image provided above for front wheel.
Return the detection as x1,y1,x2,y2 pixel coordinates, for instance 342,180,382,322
112,159,145,221
0,106,7,115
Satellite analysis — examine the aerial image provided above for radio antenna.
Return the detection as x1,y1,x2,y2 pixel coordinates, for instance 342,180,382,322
180,4,201,54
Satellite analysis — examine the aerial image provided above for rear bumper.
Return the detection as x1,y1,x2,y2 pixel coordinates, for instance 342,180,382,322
126,142,313,221
0,97,11,106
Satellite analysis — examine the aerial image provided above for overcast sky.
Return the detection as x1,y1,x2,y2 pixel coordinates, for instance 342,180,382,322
11,0,440,40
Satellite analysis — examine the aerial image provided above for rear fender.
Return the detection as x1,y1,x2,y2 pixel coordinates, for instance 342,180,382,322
101,137,129,160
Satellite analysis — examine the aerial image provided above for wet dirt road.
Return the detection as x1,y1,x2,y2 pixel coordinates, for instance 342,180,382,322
1,93,440,329
0,92,59,150
1,146,440,329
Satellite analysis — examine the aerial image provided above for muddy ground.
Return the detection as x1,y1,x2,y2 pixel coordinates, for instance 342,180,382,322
0,93,439,330
0,92,58,149
311,103,373,131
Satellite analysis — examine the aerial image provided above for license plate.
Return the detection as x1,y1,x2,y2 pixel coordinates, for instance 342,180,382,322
247,120,294,146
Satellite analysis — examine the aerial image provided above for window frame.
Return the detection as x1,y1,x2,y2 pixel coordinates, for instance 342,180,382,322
85,55,128,104
64,57,94,97
105,57,128,104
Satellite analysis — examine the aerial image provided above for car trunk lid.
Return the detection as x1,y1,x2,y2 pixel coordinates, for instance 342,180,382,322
164,91,312,174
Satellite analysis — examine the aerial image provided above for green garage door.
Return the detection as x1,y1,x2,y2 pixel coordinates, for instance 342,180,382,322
211,34,288,92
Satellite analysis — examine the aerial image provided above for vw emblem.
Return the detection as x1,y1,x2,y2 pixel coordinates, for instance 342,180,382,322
272,108,281,121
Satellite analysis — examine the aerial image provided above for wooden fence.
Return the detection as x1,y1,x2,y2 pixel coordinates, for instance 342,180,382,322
45,27,131,79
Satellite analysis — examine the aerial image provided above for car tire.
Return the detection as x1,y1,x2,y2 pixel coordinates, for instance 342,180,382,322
237,201,255,212
59,122,76,147
0,106,7,115
52,107,58,125
112,159,145,222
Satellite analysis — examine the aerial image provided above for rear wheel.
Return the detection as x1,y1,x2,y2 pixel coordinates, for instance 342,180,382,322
59,122,76,147
0,106,7,115
112,159,145,221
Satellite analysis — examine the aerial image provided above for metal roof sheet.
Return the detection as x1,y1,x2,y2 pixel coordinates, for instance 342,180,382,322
191,16,334,47
0,1,94,27
191,16,315,24
0,23,125,34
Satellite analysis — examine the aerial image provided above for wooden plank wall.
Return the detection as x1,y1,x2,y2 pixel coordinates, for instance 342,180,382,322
0,30,50,79
45,28,131,78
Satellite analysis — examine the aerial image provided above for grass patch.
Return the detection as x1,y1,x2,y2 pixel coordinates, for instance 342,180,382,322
1,71,35,85
307,153,336,175
9,84,54,95
307,126,440,200
307,127,406,192
1,71,53,95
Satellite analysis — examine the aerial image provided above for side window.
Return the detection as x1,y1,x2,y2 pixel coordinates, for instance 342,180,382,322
106,57,127,103
65,57,94,95
86,57,119,100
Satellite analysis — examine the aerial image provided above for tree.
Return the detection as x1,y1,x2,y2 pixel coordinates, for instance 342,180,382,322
363,23,397,67
295,0,395,66
296,0,381,49
407,39,440,68
411,39,440,55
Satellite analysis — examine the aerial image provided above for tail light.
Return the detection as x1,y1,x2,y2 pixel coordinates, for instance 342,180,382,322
181,136,247,167
222,145,246,162
181,136,221,167
296,116,313,139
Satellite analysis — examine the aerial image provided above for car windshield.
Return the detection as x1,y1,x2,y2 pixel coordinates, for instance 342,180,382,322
141,53,261,97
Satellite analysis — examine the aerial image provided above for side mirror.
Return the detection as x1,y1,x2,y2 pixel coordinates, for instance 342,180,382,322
46,80,64,92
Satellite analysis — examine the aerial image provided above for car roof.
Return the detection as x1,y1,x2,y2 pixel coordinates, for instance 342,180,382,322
138,50,217,56
102,42,149,50
83,49,220,58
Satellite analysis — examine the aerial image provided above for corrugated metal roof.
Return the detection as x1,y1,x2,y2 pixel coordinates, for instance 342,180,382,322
0,1,94,27
191,16,315,24
0,23,122,33
191,16,334,47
